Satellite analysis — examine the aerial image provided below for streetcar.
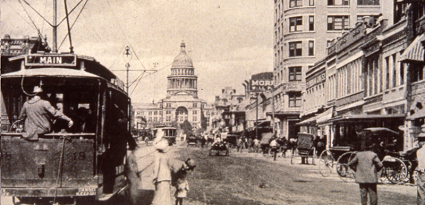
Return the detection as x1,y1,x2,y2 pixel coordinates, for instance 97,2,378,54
153,126,177,145
1,49,132,204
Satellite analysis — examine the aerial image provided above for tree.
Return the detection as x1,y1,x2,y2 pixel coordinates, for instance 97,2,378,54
180,120,192,136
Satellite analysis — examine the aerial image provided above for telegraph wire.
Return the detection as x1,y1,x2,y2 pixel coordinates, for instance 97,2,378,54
57,0,85,27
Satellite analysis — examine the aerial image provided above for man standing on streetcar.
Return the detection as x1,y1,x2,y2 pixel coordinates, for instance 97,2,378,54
18,86,73,141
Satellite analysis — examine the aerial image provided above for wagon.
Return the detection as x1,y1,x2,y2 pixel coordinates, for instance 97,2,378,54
291,132,316,164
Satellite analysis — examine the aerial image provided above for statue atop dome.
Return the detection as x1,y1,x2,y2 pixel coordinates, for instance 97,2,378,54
172,40,193,69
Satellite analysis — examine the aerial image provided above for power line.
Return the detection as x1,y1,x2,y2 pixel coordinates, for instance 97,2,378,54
58,0,90,50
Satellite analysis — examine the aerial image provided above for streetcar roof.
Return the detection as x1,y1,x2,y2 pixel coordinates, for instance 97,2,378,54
1,67,101,78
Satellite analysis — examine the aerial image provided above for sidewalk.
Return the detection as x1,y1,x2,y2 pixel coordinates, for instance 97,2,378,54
227,147,417,198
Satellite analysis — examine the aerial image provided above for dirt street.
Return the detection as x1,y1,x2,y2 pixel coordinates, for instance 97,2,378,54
177,146,417,205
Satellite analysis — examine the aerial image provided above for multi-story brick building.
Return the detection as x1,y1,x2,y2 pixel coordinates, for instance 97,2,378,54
273,0,390,139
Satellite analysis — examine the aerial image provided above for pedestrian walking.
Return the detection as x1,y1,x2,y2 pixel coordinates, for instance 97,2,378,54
270,137,278,161
253,138,260,153
152,131,173,205
348,140,383,205
237,137,243,152
416,133,425,205
18,86,73,141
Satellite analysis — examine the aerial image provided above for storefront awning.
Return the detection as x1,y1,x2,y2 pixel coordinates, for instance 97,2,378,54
296,115,318,126
400,33,425,63
316,108,333,124
331,114,406,123
406,109,425,120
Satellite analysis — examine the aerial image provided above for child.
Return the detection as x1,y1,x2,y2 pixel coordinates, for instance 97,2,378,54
171,158,196,205
175,176,189,205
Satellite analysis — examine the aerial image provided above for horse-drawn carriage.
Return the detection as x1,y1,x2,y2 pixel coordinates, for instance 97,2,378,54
290,133,316,164
209,141,230,156
319,127,418,184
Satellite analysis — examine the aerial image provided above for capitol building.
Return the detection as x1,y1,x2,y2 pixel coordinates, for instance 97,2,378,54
133,42,213,130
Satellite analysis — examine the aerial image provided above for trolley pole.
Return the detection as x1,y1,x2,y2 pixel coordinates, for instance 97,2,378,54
53,0,57,53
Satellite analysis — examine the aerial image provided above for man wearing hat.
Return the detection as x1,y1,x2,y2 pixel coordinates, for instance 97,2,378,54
416,130,425,205
18,86,73,140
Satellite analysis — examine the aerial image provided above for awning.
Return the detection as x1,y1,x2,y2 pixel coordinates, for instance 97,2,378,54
406,109,425,120
316,108,333,124
331,113,406,123
296,115,318,126
399,33,425,62
1,68,101,78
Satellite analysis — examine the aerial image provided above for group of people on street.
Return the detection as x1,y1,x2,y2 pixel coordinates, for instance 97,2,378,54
150,129,196,205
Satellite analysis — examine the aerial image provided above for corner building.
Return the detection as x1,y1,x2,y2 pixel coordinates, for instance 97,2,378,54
273,0,391,139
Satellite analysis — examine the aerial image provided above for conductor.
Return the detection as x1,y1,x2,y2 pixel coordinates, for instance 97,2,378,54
18,86,73,141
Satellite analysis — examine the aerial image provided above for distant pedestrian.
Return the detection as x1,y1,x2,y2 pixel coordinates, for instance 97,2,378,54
145,136,149,146
416,133,425,205
237,137,243,152
348,141,383,205
270,137,278,161
253,138,260,153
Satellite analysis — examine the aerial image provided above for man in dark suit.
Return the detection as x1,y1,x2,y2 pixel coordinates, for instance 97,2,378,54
348,140,383,205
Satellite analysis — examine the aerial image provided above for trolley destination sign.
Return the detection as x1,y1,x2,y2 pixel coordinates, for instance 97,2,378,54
25,54,77,67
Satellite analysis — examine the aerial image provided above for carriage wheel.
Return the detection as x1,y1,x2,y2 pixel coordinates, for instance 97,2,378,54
382,157,408,184
318,150,334,177
336,152,356,183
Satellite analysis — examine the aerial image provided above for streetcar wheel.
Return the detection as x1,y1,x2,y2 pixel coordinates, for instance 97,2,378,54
318,150,334,177
336,152,356,183
383,157,408,184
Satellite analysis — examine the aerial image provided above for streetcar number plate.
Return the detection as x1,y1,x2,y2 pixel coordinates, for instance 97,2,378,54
76,187,96,196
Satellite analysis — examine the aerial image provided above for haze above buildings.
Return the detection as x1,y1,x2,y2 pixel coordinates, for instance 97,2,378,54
1,0,274,103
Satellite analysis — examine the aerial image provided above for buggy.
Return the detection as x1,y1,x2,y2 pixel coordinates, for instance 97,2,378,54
209,141,230,156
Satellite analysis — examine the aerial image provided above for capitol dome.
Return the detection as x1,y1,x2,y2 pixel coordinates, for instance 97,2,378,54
172,41,193,68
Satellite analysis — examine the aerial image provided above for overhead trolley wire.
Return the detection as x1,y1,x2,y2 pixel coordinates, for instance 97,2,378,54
21,0,54,27
58,0,90,50
17,0,43,37
3,0,33,30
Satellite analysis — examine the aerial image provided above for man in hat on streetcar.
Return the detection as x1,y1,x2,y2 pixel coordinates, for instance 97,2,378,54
416,127,425,205
18,86,73,140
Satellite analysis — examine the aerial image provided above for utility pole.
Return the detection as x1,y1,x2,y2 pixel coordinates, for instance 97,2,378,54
256,93,259,140
272,89,275,135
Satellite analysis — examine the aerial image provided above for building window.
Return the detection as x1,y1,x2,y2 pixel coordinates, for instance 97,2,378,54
193,103,197,107
288,92,302,107
193,110,197,115
309,16,314,31
166,110,171,115
328,0,349,6
309,0,314,6
159,111,163,115
149,111,152,115
193,116,197,122
289,41,302,57
328,16,349,30
357,0,379,5
289,67,302,81
308,41,314,56
149,117,152,122
154,111,157,115
289,17,303,32
289,0,302,7
166,103,171,107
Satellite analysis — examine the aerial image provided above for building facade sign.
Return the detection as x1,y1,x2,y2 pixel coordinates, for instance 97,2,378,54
250,72,274,93
25,54,76,67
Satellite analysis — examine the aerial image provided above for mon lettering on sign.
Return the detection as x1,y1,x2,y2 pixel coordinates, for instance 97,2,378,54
25,54,76,67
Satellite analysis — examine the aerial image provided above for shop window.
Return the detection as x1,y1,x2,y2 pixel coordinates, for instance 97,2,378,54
290,0,302,7
328,0,349,6
289,67,302,81
308,41,314,56
357,0,379,5
328,16,350,30
289,17,303,32
309,16,314,31
289,92,302,107
289,41,302,57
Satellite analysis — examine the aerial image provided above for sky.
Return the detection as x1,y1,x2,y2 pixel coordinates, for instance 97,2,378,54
1,0,274,103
